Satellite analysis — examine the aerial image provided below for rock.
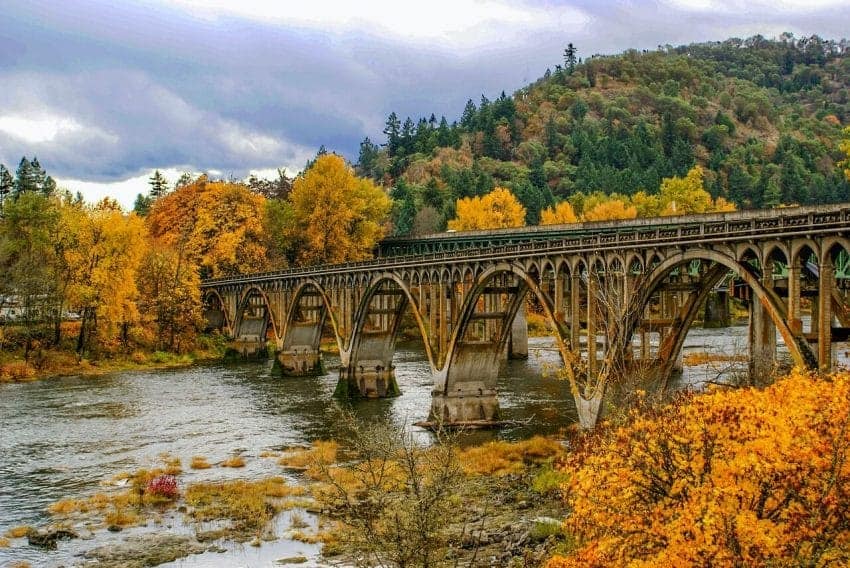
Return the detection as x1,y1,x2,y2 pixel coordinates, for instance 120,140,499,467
83,534,207,568
107,525,123,532
27,527,78,549
276,556,309,564
206,545,227,553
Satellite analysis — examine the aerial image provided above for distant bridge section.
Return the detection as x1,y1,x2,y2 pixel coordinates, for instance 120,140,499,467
202,203,850,427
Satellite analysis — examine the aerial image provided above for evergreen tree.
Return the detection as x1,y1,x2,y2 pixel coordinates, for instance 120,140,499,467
0,165,13,214
148,169,169,198
42,176,57,197
400,117,416,156
14,157,36,196
460,99,477,130
357,137,380,179
30,158,46,193
436,116,452,147
383,112,401,157
133,193,153,216
564,43,578,74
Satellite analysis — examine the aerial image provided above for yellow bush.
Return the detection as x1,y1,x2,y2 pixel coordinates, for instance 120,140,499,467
184,477,304,530
221,456,246,468
279,441,338,478
548,369,850,567
4,526,31,539
0,361,36,382
190,456,211,469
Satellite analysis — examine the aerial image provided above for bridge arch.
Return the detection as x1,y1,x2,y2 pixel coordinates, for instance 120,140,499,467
202,288,232,333
624,248,817,383
432,262,572,424
284,279,345,353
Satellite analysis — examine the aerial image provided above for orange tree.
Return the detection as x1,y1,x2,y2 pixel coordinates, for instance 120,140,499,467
145,177,268,278
548,370,850,567
540,201,578,225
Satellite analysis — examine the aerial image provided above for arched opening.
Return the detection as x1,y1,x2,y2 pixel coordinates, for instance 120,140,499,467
278,280,343,376
202,289,230,334
232,286,277,359
340,274,435,399
624,249,816,392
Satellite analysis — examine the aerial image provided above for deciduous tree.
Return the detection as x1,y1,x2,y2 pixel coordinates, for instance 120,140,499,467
540,201,578,225
448,187,526,231
289,154,392,265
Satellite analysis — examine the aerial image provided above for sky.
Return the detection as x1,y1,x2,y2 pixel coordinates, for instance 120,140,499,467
1,0,848,209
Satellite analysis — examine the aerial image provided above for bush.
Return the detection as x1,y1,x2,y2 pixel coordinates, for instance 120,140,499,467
547,370,850,567
146,474,179,500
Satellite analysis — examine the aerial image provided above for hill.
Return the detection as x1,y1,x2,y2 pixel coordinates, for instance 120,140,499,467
356,34,850,234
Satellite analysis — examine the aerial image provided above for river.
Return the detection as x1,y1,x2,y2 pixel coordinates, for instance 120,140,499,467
1,325,844,567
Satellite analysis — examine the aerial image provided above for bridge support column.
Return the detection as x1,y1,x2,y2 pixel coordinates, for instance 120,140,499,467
228,316,269,360
787,261,802,334
335,330,400,398
277,348,323,376
703,291,730,328
749,297,777,383
818,259,834,371
336,363,399,398
507,304,528,359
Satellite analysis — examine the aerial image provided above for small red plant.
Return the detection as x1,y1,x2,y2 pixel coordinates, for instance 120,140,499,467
146,474,179,500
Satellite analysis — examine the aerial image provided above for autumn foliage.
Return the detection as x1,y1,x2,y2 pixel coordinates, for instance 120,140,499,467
540,201,578,225
548,370,850,567
448,186,526,231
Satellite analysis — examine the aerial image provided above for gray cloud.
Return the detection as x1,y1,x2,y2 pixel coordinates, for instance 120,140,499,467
0,0,847,186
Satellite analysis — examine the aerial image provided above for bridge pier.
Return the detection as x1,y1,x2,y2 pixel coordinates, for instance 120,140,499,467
749,298,777,383
506,305,528,359
228,316,269,359
336,363,399,398
430,344,501,425
277,347,323,376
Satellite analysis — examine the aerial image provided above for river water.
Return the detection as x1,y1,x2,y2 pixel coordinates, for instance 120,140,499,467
1,326,846,567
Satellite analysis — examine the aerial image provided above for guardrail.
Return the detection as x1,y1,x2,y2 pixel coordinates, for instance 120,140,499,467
201,204,850,288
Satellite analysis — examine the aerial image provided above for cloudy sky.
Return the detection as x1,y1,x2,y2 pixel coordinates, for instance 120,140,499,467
1,0,847,208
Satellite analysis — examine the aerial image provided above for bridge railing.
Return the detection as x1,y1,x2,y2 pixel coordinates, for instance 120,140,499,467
201,203,850,288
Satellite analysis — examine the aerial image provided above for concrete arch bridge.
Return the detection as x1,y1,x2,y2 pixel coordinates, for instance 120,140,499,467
201,204,850,427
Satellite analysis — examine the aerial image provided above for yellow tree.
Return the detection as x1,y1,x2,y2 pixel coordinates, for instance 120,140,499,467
448,187,526,231
289,154,392,265
630,190,661,217
136,242,203,353
582,199,637,222
540,201,578,225
63,199,146,355
146,179,268,277
840,126,850,182
658,166,736,216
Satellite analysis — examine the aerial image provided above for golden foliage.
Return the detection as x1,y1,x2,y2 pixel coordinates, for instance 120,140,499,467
448,187,526,231
279,441,339,479
146,179,268,277
4,526,31,539
548,370,850,567
658,166,737,216
540,201,578,225
289,154,392,266
582,199,637,222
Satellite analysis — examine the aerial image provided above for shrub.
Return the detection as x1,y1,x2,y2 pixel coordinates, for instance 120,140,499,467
146,474,179,500
221,456,246,468
190,456,211,469
547,369,850,567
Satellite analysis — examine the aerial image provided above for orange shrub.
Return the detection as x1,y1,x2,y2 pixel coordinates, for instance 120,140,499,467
548,369,850,567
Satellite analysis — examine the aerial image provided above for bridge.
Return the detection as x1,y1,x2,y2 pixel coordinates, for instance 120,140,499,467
201,203,850,427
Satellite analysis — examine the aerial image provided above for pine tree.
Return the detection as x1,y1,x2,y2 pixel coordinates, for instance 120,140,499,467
564,43,578,74
460,99,477,130
148,169,169,198
357,137,380,179
133,193,153,216
383,112,401,157
30,158,46,193
42,176,57,197
0,165,13,214
14,157,35,196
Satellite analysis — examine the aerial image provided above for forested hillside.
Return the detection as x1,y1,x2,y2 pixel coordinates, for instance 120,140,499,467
357,34,850,235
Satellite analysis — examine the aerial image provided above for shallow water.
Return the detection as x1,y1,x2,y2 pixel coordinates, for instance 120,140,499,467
1,327,846,567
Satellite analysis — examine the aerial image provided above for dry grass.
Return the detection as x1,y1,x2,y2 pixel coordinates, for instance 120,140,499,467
184,476,306,532
104,507,140,527
683,352,748,366
0,361,36,382
259,450,279,458
221,456,246,468
190,456,211,469
279,441,338,478
0,537,10,547
457,436,565,476
159,454,182,475
8,562,32,568
4,526,31,538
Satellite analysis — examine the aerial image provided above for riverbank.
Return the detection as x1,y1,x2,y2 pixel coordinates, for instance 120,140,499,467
1,436,573,567
0,334,228,384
